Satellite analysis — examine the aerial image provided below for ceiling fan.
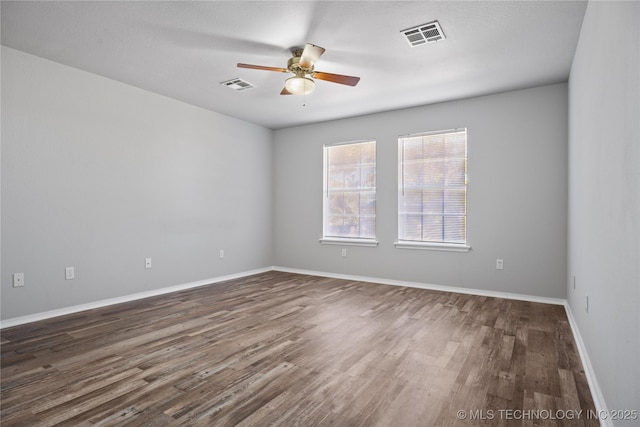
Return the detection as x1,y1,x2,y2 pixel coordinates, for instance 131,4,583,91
237,43,360,96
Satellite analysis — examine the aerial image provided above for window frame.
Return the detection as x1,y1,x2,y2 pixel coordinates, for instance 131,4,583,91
320,139,379,247
395,128,470,252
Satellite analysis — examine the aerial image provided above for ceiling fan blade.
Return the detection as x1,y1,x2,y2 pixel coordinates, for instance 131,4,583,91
298,43,325,69
280,87,293,95
312,71,360,86
237,63,289,73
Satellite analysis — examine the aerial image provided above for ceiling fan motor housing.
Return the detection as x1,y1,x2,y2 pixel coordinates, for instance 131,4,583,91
287,54,313,75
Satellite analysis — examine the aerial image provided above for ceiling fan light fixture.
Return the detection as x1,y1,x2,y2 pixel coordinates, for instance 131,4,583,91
285,76,315,95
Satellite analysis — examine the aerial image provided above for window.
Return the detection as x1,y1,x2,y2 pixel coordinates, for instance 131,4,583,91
396,129,469,251
321,140,377,246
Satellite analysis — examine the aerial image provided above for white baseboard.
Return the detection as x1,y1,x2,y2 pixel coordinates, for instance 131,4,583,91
563,303,611,427
273,266,566,305
0,267,272,329
0,265,565,328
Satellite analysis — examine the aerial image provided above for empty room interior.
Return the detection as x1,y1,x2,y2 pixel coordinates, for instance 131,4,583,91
1,1,638,426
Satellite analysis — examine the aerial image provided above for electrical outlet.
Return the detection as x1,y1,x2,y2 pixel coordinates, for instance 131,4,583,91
219,249,225,259
65,267,75,280
13,273,24,288
145,258,152,269
573,275,576,290
341,248,347,257
496,259,504,270
585,295,589,313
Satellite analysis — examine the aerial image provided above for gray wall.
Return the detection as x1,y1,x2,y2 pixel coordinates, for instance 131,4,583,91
273,84,568,299
1,47,274,319
568,1,640,422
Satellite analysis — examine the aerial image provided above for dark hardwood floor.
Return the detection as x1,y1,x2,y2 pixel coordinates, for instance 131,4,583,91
1,271,597,426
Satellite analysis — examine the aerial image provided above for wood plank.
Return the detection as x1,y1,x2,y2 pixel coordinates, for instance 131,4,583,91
1,271,598,426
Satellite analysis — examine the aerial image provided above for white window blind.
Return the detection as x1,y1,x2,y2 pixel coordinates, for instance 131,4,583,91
398,129,467,245
323,140,376,242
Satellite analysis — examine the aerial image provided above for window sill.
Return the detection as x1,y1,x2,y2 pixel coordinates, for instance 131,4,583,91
394,241,471,252
319,238,379,247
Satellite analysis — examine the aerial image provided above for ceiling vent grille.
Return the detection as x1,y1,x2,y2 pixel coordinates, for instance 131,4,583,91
401,21,445,47
220,78,255,91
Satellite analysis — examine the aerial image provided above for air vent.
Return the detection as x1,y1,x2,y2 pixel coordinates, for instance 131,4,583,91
401,21,445,47
220,78,255,91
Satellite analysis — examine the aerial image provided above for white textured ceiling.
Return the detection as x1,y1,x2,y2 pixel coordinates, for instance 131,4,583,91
1,1,587,129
